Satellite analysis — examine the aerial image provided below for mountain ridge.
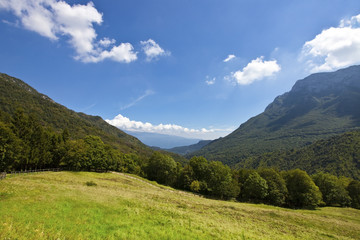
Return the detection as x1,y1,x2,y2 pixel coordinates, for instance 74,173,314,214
190,65,360,165
0,73,152,157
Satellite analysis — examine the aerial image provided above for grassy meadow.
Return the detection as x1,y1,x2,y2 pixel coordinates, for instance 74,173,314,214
0,171,360,240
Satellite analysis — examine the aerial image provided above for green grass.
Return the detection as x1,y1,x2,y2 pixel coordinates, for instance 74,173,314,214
1,172,360,239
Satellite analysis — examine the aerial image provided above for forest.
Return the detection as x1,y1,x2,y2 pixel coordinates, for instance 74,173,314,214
1,108,360,210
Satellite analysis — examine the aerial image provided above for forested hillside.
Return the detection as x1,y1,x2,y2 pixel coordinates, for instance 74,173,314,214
191,65,360,165
0,73,151,157
238,130,360,180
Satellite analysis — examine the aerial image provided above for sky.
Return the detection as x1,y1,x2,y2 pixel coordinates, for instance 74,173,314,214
1,0,360,140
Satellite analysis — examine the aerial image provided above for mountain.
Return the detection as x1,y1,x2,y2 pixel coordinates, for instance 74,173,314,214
240,130,360,180
191,65,360,165
166,140,212,155
124,131,201,149
0,73,152,157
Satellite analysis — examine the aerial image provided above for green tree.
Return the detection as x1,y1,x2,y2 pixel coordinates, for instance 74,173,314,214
312,172,351,207
189,156,209,181
258,168,288,206
190,180,201,192
283,169,322,209
206,161,240,199
83,135,108,171
0,121,23,171
62,139,87,170
121,153,143,175
241,172,268,203
347,180,360,209
145,152,177,186
177,164,196,190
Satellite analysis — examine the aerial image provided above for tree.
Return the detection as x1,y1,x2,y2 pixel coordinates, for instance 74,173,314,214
62,139,88,170
189,156,209,181
312,172,351,207
283,169,322,209
177,164,196,190
0,122,23,171
121,153,143,175
241,172,268,203
205,161,240,199
83,135,108,171
258,168,287,206
190,180,201,192
347,180,360,209
145,152,177,186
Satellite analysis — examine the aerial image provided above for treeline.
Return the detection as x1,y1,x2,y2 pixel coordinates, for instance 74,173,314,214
1,109,359,209
0,109,144,174
146,155,360,209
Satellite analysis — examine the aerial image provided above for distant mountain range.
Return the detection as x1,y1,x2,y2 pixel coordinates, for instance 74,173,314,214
124,131,202,149
191,65,360,165
0,73,152,158
166,140,212,155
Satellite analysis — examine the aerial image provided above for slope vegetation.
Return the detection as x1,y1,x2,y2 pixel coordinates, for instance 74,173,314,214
239,130,360,180
1,171,360,240
0,73,151,156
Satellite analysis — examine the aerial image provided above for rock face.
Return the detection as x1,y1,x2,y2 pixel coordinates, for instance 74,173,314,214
190,65,360,165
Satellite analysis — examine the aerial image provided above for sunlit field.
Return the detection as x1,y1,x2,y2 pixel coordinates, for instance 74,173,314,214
1,171,359,240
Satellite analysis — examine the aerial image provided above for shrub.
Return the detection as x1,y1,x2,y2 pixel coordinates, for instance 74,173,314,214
85,181,97,186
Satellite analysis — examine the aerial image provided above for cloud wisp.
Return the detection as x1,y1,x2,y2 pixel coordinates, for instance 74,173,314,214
120,90,155,110
223,54,236,62
205,76,216,85
301,13,360,72
227,57,281,85
106,114,233,140
0,0,167,63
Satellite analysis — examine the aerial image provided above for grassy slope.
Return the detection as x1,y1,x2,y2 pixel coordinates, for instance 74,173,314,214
1,172,360,240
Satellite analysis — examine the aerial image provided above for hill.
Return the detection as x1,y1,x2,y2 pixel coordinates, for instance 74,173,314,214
0,73,151,157
239,130,360,180
1,171,360,239
166,140,212,155
191,65,360,165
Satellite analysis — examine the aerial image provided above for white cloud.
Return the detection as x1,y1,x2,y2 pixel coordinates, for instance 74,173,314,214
0,0,137,63
223,54,236,62
205,76,216,85
301,13,360,72
80,43,137,63
0,0,58,39
99,37,115,47
230,57,281,85
140,39,170,61
106,114,233,140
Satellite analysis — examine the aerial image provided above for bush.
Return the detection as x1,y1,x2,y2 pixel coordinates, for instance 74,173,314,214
85,181,97,186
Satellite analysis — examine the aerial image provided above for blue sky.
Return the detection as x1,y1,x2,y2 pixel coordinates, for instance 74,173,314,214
1,0,360,139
